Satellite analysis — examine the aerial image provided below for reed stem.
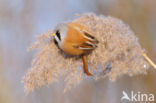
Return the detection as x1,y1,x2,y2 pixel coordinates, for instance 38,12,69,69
143,53,156,70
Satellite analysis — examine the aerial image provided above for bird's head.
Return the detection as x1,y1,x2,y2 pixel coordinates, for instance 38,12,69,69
52,23,68,46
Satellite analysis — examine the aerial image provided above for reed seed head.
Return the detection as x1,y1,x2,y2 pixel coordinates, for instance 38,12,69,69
22,13,149,94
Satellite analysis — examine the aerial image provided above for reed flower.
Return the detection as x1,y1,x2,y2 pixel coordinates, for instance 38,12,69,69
22,13,155,94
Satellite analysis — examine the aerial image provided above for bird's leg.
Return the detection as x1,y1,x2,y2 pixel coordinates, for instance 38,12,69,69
82,55,93,76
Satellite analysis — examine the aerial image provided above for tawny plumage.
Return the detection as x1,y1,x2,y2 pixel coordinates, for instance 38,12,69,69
52,22,98,76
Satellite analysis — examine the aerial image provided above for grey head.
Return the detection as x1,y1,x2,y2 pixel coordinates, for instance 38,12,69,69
53,23,68,47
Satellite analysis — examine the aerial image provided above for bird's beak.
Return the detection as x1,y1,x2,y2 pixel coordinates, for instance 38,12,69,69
52,33,56,36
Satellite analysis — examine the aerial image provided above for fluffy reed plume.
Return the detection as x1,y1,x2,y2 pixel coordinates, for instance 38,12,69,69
22,13,156,94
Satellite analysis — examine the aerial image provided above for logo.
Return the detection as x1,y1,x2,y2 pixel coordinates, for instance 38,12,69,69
121,91,155,102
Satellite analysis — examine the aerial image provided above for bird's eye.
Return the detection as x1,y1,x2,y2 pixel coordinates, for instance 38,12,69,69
56,30,61,40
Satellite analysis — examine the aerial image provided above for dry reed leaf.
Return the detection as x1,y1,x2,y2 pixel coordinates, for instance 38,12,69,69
22,13,152,94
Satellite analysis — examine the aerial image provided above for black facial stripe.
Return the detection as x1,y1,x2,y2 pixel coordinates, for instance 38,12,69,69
54,39,58,45
56,30,61,40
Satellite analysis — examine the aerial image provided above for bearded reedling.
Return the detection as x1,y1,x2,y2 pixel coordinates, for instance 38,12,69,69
52,22,99,76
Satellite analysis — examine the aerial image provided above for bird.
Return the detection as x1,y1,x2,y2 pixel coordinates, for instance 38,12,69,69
52,22,99,76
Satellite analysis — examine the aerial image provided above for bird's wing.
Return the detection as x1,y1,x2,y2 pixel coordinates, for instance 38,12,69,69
67,23,98,50
73,41,97,50
72,24,99,43
81,30,99,43
73,30,98,50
